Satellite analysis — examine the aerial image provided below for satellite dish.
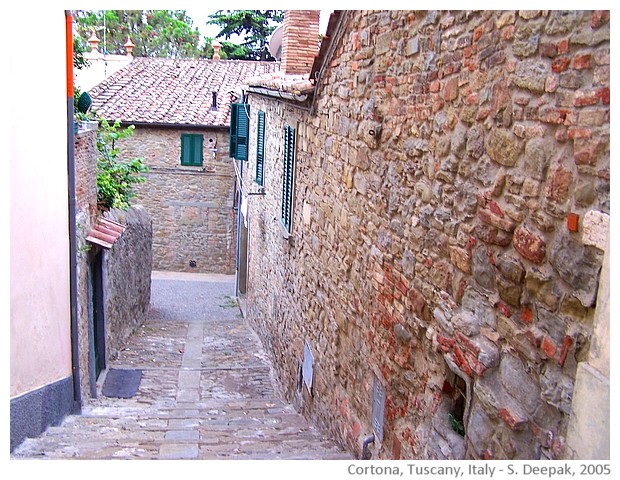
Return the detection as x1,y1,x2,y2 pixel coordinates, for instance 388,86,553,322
268,25,283,60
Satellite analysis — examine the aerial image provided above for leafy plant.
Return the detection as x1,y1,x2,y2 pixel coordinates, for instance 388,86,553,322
96,118,148,210
448,413,465,437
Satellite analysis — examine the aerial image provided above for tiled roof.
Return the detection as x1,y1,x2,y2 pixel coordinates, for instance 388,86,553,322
89,57,279,127
86,217,126,249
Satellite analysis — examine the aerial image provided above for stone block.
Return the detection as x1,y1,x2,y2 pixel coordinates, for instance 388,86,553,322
513,225,547,264
486,129,522,166
549,234,604,307
582,210,609,250
540,364,574,414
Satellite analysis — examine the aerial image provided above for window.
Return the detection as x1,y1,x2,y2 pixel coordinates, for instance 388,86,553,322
256,111,266,186
281,125,296,234
229,102,250,161
180,133,203,166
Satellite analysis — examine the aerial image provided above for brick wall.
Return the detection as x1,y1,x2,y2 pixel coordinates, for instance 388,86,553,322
118,127,237,274
242,10,610,460
281,10,320,75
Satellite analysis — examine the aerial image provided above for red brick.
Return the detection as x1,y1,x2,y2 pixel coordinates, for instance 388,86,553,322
501,25,514,41
465,351,487,376
544,165,573,203
574,90,600,107
456,331,481,356
513,225,547,264
539,108,570,124
552,57,571,73
558,39,570,55
499,407,528,430
600,86,610,105
572,54,592,70
541,335,558,358
453,346,472,377
567,213,579,232
474,24,485,42
498,302,512,318
520,307,534,325
574,139,601,165
567,127,592,139
478,208,516,232
392,434,402,460
558,336,574,368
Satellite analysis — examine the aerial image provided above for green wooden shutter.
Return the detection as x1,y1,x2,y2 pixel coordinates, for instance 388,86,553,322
281,125,296,234
256,111,265,186
181,134,203,166
229,103,250,160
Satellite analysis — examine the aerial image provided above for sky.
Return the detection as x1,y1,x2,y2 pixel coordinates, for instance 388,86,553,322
185,9,333,43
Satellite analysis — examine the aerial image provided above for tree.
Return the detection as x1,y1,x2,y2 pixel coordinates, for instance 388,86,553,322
207,10,284,60
96,118,148,210
74,10,202,59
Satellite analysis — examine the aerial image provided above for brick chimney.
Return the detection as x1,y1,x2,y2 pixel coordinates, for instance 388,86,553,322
280,10,320,75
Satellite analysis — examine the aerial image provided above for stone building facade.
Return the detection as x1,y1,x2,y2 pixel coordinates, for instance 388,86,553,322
89,57,278,275
239,10,610,460
120,127,236,273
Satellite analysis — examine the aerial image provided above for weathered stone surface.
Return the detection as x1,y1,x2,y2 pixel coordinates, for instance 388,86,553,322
549,234,604,307
513,60,548,92
486,129,522,166
238,9,609,461
513,225,547,264
540,364,574,414
582,210,609,250
524,137,551,180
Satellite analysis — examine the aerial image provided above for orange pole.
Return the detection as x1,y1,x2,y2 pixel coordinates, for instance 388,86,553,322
66,11,73,98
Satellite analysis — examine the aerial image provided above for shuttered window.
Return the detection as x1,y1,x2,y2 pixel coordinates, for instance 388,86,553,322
180,133,203,166
256,111,266,186
281,125,296,235
229,102,250,161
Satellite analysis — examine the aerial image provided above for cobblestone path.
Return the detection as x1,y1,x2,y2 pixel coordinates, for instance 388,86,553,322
11,272,351,460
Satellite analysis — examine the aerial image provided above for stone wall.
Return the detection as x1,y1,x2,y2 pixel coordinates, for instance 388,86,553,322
242,10,610,460
103,207,153,359
119,127,237,274
74,128,152,401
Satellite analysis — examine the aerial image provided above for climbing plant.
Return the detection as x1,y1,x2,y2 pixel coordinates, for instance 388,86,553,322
96,118,148,210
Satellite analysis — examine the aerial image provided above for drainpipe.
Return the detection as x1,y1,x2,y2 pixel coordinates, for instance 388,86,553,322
361,433,375,460
66,10,82,413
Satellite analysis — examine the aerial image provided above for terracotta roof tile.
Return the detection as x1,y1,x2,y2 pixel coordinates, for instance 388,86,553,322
89,58,279,127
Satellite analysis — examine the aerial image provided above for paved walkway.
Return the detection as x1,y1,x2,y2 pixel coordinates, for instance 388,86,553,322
11,272,350,460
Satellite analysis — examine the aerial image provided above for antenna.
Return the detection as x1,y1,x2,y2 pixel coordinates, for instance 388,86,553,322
268,25,283,61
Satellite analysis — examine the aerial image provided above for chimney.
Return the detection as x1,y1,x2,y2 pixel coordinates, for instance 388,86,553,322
88,31,100,53
212,40,221,60
124,37,135,56
280,10,320,75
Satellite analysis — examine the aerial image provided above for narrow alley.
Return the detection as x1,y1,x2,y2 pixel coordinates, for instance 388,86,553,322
11,272,350,461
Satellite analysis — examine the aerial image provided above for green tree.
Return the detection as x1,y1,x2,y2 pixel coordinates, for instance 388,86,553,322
207,10,284,60
96,118,148,210
74,10,202,58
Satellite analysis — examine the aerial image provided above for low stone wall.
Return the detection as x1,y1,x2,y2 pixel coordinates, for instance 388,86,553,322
103,206,153,359
74,128,153,401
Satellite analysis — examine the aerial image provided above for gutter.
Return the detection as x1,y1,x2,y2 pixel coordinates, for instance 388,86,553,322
245,85,310,103
66,10,81,413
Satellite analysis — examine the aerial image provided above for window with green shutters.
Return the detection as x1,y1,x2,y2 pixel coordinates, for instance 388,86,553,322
281,125,296,235
180,133,203,166
229,102,250,161
256,111,265,186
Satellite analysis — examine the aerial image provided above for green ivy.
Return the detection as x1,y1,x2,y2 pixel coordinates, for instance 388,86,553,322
96,118,148,210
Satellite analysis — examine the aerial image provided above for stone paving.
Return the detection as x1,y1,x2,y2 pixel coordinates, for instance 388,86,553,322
11,272,351,460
